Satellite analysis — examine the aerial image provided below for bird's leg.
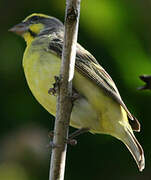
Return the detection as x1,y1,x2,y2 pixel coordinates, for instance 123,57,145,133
48,76,60,96
48,130,76,148
68,128,89,139
48,77,87,147
48,128,89,147
67,128,89,145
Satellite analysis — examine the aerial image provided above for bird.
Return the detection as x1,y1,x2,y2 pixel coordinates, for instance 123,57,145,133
9,13,145,171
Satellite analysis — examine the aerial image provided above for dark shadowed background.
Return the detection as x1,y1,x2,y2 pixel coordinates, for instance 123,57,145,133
0,0,151,179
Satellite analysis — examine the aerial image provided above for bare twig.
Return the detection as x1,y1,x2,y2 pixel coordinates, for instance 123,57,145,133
49,0,81,180
138,75,151,90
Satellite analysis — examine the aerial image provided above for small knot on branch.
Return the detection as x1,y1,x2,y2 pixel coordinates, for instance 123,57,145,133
67,7,78,21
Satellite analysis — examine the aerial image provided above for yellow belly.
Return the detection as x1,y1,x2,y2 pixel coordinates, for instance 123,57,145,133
23,38,129,136
23,49,60,115
23,41,101,132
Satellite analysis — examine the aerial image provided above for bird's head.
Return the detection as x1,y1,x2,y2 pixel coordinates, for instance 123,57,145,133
9,13,64,45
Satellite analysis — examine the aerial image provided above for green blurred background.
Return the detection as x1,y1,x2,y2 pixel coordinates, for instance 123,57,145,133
1,0,151,179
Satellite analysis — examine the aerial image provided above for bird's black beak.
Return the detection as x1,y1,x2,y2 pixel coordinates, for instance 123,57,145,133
9,22,29,36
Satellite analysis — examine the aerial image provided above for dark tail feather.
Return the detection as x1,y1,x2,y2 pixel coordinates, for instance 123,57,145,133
123,128,145,171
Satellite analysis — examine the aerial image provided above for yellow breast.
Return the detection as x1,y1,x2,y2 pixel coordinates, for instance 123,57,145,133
23,37,60,115
23,35,129,136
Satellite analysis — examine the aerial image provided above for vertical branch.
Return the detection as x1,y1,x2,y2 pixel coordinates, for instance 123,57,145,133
49,0,81,180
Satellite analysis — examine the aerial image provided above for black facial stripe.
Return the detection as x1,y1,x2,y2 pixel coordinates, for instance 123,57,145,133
28,16,45,24
30,16,39,22
28,29,37,37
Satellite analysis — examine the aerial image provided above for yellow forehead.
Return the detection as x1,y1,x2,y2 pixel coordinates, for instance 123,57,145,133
23,13,51,22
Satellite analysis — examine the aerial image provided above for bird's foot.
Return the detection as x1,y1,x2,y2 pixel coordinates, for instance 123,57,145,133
48,76,60,96
48,76,81,103
67,128,89,145
48,131,77,147
48,128,89,148
68,128,89,140
47,131,77,149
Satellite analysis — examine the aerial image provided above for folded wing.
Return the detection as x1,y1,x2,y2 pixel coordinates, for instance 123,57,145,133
48,36,140,132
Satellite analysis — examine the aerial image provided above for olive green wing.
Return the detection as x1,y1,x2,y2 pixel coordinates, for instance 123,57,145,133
75,51,140,132
48,37,140,132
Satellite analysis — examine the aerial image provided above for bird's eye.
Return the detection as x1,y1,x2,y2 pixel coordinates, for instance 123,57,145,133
30,16,39,22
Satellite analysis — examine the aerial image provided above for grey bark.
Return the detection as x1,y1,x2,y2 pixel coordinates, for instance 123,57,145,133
49,0,81,180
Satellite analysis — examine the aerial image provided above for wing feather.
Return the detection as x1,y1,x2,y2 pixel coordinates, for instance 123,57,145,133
48,36,140,131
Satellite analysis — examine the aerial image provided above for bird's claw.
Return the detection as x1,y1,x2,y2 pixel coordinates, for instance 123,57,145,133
48,76,60,95
48,130,77,147
47,129,89,147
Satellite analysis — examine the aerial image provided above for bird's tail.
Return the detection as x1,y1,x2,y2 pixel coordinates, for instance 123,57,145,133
122,128,145,171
